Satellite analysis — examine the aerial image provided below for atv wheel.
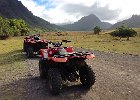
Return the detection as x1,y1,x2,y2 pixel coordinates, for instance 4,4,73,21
48,68,62,95
79,65,96,88
26,47,34,58
23,43,26,52
39,59,48,79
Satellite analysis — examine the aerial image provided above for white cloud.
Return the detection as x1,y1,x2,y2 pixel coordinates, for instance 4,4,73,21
19,0,140,24
18,0,46,16
97,0,140,22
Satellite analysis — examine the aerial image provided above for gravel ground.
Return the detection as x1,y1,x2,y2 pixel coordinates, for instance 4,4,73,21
0,48,140,100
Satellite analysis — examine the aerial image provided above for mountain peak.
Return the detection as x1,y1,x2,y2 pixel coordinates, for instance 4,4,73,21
111,14,140,28
87,14,98,18
79,14,101,24
61,14,112,31
132,14,139,18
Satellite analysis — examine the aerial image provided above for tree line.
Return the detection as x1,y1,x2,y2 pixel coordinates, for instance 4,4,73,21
0,16,29,39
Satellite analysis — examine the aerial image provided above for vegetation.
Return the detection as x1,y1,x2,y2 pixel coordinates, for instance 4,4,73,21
110,26,137,40
42,31,140,55
29,28,49,35
0,16,29,39
93,26,101,35
0,37,27,85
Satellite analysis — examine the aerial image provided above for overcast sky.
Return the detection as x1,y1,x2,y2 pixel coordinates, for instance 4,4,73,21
19,0,140,24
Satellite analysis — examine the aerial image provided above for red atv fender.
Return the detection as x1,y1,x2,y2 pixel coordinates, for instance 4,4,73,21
40,49,48,59
40,49,68,62
85,53,95,59
51,57,68,62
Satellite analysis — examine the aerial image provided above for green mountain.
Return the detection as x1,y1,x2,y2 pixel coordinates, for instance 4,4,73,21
0,0,61,31
60,14,112,31
111,15,140,29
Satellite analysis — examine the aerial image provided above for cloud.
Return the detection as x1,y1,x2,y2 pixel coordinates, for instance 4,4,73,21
18,0,46,16
19,0,121,24
62,2,120,21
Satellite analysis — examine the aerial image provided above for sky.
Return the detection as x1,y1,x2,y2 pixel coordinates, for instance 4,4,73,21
19,0,140,24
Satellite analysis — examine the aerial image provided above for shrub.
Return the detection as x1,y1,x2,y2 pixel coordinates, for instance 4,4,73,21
0,16,29,39
110,26,137,40
93,26,101,35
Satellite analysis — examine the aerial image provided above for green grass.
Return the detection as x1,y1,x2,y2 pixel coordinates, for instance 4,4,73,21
0,37,27,85
42,31,140,55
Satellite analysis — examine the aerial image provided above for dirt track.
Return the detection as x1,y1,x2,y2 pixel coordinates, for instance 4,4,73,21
0,49,140,100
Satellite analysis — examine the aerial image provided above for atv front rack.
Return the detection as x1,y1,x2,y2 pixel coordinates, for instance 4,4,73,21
51,52,95,62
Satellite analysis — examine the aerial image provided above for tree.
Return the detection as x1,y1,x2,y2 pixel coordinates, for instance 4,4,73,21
0,16,29,39
110,26,137,40
93,26,101,35
9,19,29,36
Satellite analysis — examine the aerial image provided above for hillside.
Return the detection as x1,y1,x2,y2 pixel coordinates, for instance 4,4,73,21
111,15,140,29
60,14,112,31
0,0,61,31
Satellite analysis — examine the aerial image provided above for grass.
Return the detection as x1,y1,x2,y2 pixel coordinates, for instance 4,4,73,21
0,37,27,85
42,31,140,55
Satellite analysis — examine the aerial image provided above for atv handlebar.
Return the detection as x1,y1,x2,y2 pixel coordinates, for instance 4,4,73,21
48,40,71,47
62,40,71,43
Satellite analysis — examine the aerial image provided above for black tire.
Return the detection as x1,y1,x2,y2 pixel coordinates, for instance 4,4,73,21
23,42,26,52
79,65,96,88
48,68,62,95
39,59,47,79
26,47,34,58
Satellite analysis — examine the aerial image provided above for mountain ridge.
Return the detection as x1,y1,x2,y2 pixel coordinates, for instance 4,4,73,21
60,14,112,31
0,0,61,31
111,15,140,28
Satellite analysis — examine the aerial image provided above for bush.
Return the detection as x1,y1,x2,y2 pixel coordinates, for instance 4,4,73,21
0,16,29,39
110,26,137,40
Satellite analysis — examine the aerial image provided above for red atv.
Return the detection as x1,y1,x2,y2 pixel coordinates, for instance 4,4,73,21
23,34,48,58
39,40,96,95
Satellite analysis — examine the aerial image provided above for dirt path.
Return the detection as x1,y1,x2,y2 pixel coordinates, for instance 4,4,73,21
0,49,140,100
